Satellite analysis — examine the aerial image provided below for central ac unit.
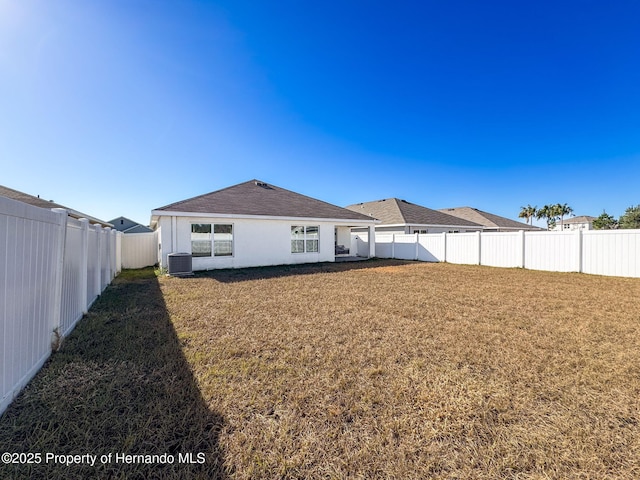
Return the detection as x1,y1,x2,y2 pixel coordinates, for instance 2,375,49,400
167,253,193,276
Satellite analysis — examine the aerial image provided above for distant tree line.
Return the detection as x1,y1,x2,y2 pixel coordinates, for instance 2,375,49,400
592,206,640,230
519,204,640,230
518,203,573,230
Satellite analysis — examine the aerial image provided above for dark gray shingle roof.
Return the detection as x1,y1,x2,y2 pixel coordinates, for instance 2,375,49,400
0,184,112,227
154,180,375,222
438,207,543,230
345,198,483,227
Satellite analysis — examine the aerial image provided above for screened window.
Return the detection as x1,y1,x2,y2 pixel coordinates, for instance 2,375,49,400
213,224,233,256
191,224,233,257
191,224,212,257
291,226,319,253
305,226,319,252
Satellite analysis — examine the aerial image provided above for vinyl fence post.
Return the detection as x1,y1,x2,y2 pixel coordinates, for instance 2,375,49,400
518,230,525,268
391,234,395,259
442,232,447,262
116,231,123,274
103,227,112,282
50,208,67,341
575,229,583,273
95,225,103,296
368,225,376,258
79,218,89,314
476,230,482,265
415,232,419,261
109,229,116,280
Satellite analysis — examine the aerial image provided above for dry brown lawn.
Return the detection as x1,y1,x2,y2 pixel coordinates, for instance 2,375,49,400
161,260,640,479
1,260,639,479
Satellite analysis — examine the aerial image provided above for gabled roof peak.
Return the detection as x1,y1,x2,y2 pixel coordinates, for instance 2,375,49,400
153,179,375,222
345,198,483,227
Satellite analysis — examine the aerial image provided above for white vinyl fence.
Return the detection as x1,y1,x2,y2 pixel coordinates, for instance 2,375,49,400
358,229,640,278
121,231,159,269
1,196,122,415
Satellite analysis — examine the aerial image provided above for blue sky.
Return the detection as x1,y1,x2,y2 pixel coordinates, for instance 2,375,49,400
2,0,639,227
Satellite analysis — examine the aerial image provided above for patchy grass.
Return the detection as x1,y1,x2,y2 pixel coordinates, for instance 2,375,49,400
2,260,640,479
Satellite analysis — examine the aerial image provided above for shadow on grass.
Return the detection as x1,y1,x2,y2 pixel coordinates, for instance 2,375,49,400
193,258,417,283
0,268,227,479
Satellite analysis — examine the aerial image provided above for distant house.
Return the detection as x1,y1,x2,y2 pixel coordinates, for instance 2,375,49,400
109,216,153,234
438,207,543,232
345,198,483,234
150,180,378,270
551,215,596,231
0,184,112,227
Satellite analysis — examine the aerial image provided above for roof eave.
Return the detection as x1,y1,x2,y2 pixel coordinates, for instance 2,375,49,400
375,222,483,229
150,210,379,225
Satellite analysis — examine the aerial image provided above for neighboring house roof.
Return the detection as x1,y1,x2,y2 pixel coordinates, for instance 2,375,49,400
108,216,153,233
152,180,377,223
123,224,154,234
438,206,543,231
345,198,483,228
563,215,596,224
0,184,112,227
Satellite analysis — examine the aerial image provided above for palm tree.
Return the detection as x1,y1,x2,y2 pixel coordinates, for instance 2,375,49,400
555,203,573,230
518,205,537,225
536,204,560,230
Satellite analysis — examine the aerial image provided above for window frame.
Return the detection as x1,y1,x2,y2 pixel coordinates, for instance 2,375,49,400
191,223,234,258
291,225,319,254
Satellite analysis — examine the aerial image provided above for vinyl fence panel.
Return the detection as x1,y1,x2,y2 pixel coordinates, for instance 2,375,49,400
351,233,370,258
480,231,523,268
582,229,640,278
100,228,110,290
121,231,159,269
524,231,579,272
393,234,419,260
418,233,446,262
60,218,84,336
369,228,638,278
374,234,394,258
1,197,64,415
86,224,100,307
417,234,445,262
445,232,481,265
1,196,121,416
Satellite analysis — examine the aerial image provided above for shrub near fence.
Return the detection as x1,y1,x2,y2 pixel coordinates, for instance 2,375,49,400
0,196,121,415
358,229,640,278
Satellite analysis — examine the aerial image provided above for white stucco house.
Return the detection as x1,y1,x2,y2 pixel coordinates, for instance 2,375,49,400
346,198,483,234
551,215,596,231
150,180,378,270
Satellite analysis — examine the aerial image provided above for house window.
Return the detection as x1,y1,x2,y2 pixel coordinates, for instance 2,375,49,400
214,224,233,256
191,224,233,257
291,226,319,253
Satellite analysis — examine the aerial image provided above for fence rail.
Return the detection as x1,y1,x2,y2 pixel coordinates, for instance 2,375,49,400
355,229,640,278
1,197,122,416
